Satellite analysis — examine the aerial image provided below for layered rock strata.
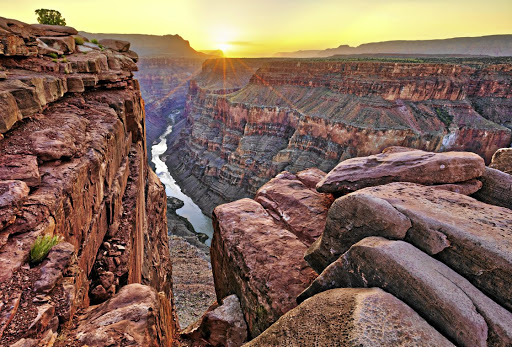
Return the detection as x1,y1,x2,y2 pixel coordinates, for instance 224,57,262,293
167,57,512,214
0,17,177,346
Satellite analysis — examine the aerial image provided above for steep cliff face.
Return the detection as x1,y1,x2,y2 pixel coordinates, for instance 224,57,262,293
167,57,512,214
0,17,177,346
136,57,205,148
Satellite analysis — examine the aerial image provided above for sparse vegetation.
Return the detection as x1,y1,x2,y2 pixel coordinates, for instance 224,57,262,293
435,107,454,127
61,57,68,63
48,52,58,59
91,39,99,44
35,8,66,26
30,234,61,265
52,58,58,63
74,36,85,45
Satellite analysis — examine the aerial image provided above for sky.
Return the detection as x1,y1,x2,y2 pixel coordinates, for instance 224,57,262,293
2,0,512,57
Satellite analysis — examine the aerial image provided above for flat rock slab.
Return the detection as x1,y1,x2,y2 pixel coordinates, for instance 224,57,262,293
301,237,512,347
211,198,317,338
247,287,453,347
254,169,334,246
316,147,485,194
305,182,512,312
0,155,40,187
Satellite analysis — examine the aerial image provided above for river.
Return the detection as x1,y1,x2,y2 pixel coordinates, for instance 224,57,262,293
151,124,214,246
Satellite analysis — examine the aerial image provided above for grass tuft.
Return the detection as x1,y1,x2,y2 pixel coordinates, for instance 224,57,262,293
91,39,99,44
30,234,61,265
74,36,84,45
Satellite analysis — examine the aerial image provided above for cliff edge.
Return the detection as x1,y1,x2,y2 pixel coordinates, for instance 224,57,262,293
0,17,178,346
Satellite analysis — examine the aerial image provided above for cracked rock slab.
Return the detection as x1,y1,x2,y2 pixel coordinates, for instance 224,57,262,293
305,182,512,312
247,287,453,347
301,237,512,347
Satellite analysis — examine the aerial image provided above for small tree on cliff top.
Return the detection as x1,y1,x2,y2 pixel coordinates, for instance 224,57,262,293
35,9,66,26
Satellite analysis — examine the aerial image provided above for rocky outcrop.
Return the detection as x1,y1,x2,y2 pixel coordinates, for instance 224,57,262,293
209,148,511,345
246,288,453,347
316,147,485,194
0,17,177,346
211,198,317,338
306,182,512,310
302,238,512,346
210,169,333,338
167,57,512,214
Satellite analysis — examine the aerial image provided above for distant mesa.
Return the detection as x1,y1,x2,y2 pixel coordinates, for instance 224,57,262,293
275,35,512,58
79,31,215,58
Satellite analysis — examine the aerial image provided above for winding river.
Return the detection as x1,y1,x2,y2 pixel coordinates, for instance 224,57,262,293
151,124,214,246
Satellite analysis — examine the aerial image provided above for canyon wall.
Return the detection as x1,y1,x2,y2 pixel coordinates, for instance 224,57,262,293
0,17,178,346
167,57,512,214
136,57,205,149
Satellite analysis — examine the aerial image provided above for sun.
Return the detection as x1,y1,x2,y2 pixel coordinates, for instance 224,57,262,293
217,43,232,56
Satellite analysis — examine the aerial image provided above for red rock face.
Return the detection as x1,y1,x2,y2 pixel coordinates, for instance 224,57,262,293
210,169,333,338
167,58,512,214
211,198,318,338
0,17,177,346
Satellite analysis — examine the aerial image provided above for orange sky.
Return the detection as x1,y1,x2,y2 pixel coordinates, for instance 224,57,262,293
3,0,512,57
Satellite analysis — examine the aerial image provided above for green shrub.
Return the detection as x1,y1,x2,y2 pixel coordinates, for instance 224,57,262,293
30,234,61,265
74,37,84,45
35,9,66,26
49,52,58,59
61,57,68,63
91,39,99,44
52,58,58,63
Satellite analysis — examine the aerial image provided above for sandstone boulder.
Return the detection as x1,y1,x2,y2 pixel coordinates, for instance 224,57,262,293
247,288,454,347
305,182,512,312
99,39,130,52
301,237,512,346
211,198,317,338
254,169,334,246
316,147,485,194
183,294,248,347
69,284,174,347
490,148,512,174
473,167,512,209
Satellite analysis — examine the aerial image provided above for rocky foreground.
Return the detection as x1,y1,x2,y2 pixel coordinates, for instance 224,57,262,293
167,57,512,215
204,146,512,346
0,17,179,346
